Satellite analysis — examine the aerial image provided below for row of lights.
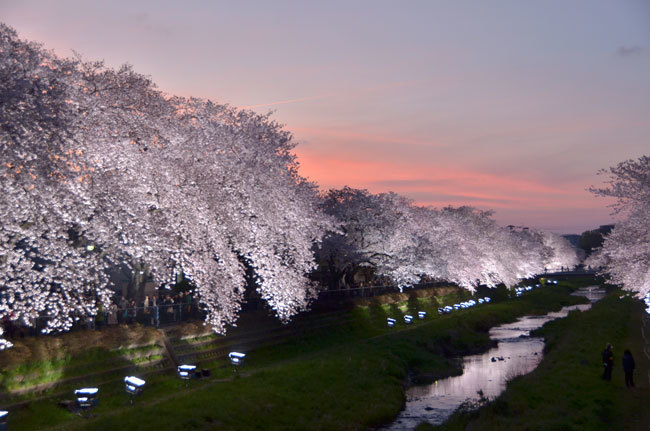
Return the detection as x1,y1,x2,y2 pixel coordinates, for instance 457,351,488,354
0,350,251,429
513,280,556,297
124,352,247,405
388,295,494,326
387,310,427,327
437,297,491,315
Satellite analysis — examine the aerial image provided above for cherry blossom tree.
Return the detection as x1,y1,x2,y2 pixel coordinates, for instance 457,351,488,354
319,187,431,290
539,230,579,272
589,156,650,296
0,24,335,348
1,24,115,349
67,55,336,329
320,189,577,292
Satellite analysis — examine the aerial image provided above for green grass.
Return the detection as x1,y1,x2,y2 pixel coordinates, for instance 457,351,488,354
431,289,650,431
1,282,589,430
0,344,163,392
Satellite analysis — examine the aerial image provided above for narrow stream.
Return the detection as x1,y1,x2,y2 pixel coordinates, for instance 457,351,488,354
383,286,606,430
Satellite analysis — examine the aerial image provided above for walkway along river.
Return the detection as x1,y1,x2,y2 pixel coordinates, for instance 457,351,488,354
384,286,606,430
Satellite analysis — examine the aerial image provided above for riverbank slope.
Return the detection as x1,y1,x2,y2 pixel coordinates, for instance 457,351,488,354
2,282,585,430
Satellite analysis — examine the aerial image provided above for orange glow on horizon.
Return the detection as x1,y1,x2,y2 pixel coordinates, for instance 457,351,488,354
293,147,609,216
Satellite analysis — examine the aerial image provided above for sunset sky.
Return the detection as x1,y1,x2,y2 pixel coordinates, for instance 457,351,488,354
3,0,649,233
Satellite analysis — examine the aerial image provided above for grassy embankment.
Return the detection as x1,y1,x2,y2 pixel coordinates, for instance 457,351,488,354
0,325,165,401
429,286,650,431
1,282,586,430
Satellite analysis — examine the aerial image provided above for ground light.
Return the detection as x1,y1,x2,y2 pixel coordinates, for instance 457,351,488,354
418,311,426,319
177,364,197,387
387,318,396,327
124,376,145,405
74,387,98,409
0,410,7,431
229,352,246,375
404,315,413,324
229,352,246,366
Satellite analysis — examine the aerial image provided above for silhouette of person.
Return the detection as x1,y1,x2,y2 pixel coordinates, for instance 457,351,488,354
622,349,635,387
601,343,614,381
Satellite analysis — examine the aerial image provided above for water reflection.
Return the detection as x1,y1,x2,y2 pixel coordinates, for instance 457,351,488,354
383,286,604,430
571,286,606,303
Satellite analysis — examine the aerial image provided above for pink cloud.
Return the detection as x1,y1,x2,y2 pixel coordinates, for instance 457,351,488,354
293,147,606,216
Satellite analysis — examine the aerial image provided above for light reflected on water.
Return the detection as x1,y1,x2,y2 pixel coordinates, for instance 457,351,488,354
383,286,605,430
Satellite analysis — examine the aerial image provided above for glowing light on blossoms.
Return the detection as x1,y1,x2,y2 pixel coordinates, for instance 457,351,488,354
0,24,336,348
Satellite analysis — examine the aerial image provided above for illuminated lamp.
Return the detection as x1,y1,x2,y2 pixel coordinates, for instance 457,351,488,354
74,387,98,409
178,364,197,386
404,315,413,324
124,376,145,404
478,298,485,304
387,318,396,327
0,411,7,431
418,311,427,319
484,297,491,302
229,352,246,366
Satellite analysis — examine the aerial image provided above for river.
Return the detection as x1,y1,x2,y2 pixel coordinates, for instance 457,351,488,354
383,286,606,430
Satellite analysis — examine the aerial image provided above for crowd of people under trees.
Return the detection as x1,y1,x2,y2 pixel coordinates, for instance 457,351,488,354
1,289,201,340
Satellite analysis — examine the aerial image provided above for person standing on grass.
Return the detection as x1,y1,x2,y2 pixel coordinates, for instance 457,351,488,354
602,343,614,381
622,349,635,387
